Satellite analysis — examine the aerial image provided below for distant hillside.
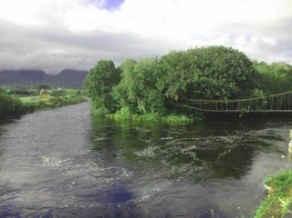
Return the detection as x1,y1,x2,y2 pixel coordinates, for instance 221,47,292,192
0,70,48,84
0,69,88,88
46,69,88,88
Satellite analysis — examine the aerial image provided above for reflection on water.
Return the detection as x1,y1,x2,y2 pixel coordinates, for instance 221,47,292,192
90,117,284,181
0,103,291,217
90,116,290,217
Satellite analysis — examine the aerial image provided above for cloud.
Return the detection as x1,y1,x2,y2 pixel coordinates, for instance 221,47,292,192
0,0,292,74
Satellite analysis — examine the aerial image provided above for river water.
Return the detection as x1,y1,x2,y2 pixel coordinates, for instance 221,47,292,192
0,102,291,218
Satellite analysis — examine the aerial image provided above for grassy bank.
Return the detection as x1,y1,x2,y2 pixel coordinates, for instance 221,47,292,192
254,169,292,218
20,89,86,113
91,106,197,124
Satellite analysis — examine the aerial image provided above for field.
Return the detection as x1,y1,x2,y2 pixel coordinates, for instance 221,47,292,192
19,89,87,113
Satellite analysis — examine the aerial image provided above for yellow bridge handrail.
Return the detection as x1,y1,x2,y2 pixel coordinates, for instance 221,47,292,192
185,90,292,103
179,90,292,112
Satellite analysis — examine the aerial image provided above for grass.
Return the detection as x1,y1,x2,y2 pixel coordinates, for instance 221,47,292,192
102,107,194,124
254,169,292,218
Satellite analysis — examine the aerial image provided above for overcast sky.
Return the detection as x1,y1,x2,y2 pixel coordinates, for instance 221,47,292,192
0,0,291,74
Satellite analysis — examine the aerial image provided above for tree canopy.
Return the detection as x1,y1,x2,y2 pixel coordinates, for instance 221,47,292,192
159,46,253,100
84,60,120,114
84,45,292,118
252,61,292,95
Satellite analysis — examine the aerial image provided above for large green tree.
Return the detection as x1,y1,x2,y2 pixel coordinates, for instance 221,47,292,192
159,46,254,100
84,60,120,114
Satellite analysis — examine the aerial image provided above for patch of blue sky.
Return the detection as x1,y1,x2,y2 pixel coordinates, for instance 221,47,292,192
88,0,125,10
104,0,124,10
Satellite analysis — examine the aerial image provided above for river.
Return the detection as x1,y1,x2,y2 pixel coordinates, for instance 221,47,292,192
0,102,291,217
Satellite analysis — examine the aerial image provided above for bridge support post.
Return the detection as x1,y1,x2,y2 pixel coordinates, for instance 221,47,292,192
288,130,292,162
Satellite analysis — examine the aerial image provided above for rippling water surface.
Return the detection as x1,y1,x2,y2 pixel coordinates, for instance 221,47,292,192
0,102,292,217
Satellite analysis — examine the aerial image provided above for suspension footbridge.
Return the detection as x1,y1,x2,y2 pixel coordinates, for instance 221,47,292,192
178,91,292,113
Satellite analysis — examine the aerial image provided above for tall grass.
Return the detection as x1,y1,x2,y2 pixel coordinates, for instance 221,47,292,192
254,170,292,218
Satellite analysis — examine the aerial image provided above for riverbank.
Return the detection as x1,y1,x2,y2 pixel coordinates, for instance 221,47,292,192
254,169,292,217
21,90,86,114
0,89,87,119
91,106,199,124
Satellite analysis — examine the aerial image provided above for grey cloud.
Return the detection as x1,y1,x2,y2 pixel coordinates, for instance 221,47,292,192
0,50,91,74
1,13,292,74
42,28,172,57
0,20,173,74
249,19,292,63
200,17,292,63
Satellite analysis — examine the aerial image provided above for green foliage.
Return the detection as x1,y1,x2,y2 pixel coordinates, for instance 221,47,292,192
252,61,292,95
160,46,254,101
9,89,39,96
84,46,292,122
84,60,121,114
162,114,191,123
254,170,292,218
108,107,192,123
0,89,24,118
49,89,65,96
158,50,190,100
0,88,86,118
21,89,86,113
109,106,131,120
112,58,165,115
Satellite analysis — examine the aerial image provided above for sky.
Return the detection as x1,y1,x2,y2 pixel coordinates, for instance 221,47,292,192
0,0,291,74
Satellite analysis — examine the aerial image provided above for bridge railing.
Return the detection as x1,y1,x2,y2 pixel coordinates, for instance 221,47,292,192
179,91,292,112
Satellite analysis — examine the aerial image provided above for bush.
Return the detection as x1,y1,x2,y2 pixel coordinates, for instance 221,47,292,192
0,92,24,118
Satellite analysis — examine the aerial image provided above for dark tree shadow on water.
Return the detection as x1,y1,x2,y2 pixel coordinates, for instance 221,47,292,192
98,185,142,218
0,203,21,218
0,186,141,218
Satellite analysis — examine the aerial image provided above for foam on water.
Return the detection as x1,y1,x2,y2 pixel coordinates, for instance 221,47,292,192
41,155,72,168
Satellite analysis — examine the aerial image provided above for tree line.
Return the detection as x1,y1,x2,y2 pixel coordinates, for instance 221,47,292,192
0,88,85,119
84,46,292,118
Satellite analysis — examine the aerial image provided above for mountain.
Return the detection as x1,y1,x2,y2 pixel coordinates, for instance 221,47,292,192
0,70,48,84
46,69,88,88
0,69,88,88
